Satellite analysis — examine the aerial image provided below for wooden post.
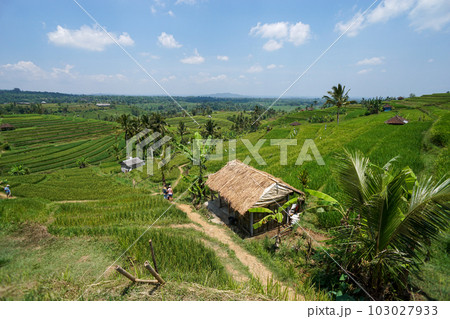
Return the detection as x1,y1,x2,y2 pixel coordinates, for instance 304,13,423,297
148,239,158,273
219,194,222,207
115,265,136,282
250,211,254,237
144,261,165,285
115,266,159,284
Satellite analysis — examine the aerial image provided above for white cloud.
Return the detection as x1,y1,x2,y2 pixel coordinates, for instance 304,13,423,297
239,75,246,79
289,22,311,46
409,0,450,31
180,49,205,64
356,56,385,65
250,22,289,39
357,68,372,75
47,25,134,51
367,0,415,24
140,52,160,59
250,21,311,51
428,58,434,63
168,10,175,17
217,55,229,61
151,6,156,14
210,74,227,81
336,0,450,37
0,61,48,79
335,12,366,37
263,39,283,51
266,64,277,69
89,73,126,82
161,75,176,83
191,72,227,83
158,32,182,48
247,65,263,73
51,64,75,78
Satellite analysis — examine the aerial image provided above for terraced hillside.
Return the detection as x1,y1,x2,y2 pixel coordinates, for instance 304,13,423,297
0,115,120,173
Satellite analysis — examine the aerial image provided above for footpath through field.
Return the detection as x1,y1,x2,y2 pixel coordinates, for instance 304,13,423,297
169,164,301,300
175,203,301,300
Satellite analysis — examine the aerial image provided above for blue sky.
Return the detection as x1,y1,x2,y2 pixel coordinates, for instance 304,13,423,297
0,0,449,97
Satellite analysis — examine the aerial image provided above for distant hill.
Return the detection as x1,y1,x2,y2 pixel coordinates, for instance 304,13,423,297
204,93,248,98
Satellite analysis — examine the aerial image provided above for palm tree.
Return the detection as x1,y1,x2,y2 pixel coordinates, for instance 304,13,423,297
109,143,122,161
176,132,213,204
311,150,449,299
201,119,220,138
140,114,151,130
116,114,133,141
177,120,188,143
149,112,168,135
323,84,354,124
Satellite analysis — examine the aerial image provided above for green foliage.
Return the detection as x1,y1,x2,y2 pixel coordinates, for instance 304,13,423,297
362,97,383,115
9,164,30,176
76,157,89,168
322,84,355,124
328,150,450,300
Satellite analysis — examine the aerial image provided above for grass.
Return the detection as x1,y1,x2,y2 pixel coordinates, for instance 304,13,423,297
0,93,449,300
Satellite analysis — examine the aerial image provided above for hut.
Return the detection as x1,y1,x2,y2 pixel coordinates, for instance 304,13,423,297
206,159,305,236
120,157,145,173
0,123,15,131
289,121,301,126
385,115,408,125
383,104,392,112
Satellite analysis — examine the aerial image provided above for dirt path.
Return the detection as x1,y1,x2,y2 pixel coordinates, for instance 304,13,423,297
0,192,15,199
173,164,187,189
176,203,301,300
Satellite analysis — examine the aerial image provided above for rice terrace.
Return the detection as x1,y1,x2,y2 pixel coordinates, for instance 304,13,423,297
0,89,448,302
1,1,450,313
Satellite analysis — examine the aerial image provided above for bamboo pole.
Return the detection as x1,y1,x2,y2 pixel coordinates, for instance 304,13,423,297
115,266,136,282
144,261,165,284
148,239,159,273
115,266,159,284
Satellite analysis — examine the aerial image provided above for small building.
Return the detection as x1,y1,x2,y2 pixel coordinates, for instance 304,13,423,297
383,104,392,112
385,115,408,125
290,121,301,126
206,160,305,236
0,123,15,131
96,103,111,107
120,157,145,173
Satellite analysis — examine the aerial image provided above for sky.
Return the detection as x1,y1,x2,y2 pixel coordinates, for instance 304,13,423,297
0,0,449,98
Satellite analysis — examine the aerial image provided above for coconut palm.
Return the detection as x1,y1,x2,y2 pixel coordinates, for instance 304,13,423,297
116,114,133,141
322,150,450,299
201,119,220,138
149,112,168,135
176,132,214,204
323,84,354,124
177,120,188,143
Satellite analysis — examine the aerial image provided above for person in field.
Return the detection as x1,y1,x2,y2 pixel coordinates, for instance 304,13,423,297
3,184,11,198
162,184,168,200
167,185,173,201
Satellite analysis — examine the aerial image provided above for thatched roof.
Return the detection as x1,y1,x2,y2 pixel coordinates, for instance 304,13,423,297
290,121,301,126
385,115,408,125
206,159,304,215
